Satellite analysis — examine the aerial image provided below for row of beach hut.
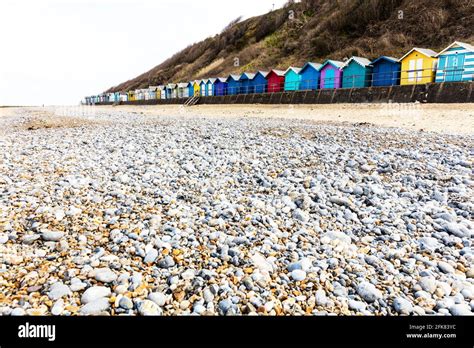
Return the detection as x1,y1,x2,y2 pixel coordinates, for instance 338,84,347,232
85,41,474,104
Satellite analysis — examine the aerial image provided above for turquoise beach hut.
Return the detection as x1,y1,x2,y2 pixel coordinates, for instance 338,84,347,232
435,41,474,82
284,67,302,91
341,57,373,88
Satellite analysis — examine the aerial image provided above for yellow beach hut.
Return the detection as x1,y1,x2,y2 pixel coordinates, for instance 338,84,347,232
193,80,201,96
127,91,136,101
399,48,438,85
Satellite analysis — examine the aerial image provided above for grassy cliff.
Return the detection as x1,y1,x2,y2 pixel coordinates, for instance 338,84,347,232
107,0,474,92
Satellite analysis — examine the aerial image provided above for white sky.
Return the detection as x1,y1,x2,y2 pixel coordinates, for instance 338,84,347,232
0,0,288,106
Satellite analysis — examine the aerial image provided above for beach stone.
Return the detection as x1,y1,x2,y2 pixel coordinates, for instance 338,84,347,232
348,300,367,312
144,249,158,263
0,233,8,244
357,282,382,303
51,299,65,315
393,297,413,315
47,282,71,300
157,256,175,269
11,308,26,316
148,292,167,307
81,286,111,304
80,298,110,315
94,268,117,283
438,261,455,274
291,269,307,282
138,300,162,316
449,304,472,316
119,296,133,310
41,230,64,242
293,209,310,223
418,277,437,294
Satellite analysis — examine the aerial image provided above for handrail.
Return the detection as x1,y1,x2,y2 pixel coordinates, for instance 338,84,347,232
85,67,471,104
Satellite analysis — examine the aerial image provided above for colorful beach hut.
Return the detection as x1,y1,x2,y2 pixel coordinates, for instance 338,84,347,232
187,82,194,98
145,87,157,100
371,56,401,86
200,80,208,96
157,85,166,99
299,62,322,90
341,57,372,88
284,67,302,91
213,77,228,96
239,72,256,94
399,48,438,85
192,80,201,96
177,83,190,98
206,78,217,96
166,84,177,99
252,71,269,93
435,41,474,83
319,60,344,89
127,91,136,102
227,75,241,95
267,70,285,93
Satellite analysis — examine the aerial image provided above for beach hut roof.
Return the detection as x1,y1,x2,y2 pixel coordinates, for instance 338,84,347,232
240,72,256,79
228,74,241,81
255,71,269,78
166,83,177,88
217,77,228,83
208,78,218,84
270,69,286,77
158,85,166,90
177,83,189,88
285,67,302,75
399,48,438,61
301,62,323,72
371,56,399,65
319,60,345,70
200,79,208,84
341,56,372,69
435,41,474,57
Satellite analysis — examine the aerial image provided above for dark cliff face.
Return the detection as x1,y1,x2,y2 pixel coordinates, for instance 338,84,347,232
107,0,474,93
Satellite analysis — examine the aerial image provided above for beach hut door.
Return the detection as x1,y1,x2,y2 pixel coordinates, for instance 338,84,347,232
325,69,335,88
446,54,465,82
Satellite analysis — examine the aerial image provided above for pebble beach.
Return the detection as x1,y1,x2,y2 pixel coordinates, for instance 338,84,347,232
0,106,473,316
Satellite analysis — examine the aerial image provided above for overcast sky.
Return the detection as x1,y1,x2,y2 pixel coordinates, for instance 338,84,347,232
0,0,288,106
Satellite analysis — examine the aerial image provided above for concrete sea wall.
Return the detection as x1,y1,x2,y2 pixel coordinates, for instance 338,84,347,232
97,82,474,106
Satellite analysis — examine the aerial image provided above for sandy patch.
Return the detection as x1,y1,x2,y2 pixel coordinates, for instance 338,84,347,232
90,103,474,135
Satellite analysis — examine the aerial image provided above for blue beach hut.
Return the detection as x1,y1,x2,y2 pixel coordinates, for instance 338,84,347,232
200,80,208,96
187,82,195,98
214,77,228,96
299,62,322,90
251,71,269,93
435,41,474,82
239,72,256,94
206,78,217,96
227,74,241,95
341,56,373,88
371,56,401,86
